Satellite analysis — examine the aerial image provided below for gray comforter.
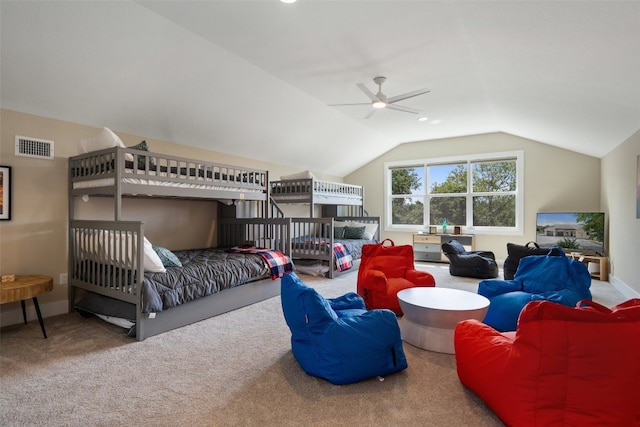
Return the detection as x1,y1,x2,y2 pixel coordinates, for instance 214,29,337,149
142,248,269,313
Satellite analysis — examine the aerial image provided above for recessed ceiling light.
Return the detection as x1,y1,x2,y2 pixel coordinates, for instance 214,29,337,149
417,116,428,122
281,0,297,3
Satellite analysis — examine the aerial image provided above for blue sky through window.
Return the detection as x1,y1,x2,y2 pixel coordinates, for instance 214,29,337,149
408,165,458,194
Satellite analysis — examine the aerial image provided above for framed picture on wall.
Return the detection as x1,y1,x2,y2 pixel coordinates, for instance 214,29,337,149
0,165,11,220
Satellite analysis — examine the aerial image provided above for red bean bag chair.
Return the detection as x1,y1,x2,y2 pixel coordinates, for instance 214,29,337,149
454,299,640,426
357,239,435,315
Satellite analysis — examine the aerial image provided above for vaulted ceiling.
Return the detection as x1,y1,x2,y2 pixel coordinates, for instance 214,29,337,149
1,1,639,176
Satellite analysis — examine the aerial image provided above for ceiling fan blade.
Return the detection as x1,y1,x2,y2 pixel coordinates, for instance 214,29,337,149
356,83,379,101
386,104,421,114
329,102,371,107
363,108,376,119
386,88,430,104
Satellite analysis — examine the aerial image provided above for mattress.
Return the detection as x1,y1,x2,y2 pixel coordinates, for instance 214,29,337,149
141,248,270,313
270,193,362,202
75,248,271,314
72,176,265,194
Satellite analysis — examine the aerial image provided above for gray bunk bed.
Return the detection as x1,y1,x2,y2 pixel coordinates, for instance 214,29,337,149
270,177,379,278
270,177,365,217
69,146,291,340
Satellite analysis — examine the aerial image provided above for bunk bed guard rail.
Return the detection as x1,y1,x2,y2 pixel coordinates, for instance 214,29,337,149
217,218,292,256
68,220,144,307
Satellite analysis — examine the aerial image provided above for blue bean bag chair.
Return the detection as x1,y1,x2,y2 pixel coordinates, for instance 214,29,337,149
281,272,408,385
478,248,592,331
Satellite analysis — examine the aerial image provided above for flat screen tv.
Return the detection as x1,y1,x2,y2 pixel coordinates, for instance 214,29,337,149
536,212,605,256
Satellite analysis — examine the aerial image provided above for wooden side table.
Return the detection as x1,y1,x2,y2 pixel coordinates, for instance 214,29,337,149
566,254,609,281
1,275,54,338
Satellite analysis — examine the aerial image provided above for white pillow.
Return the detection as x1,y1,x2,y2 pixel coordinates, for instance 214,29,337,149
79,127,125,153
143,237,166,273
280,170,315,181
90,230,166,273
79,127,134,161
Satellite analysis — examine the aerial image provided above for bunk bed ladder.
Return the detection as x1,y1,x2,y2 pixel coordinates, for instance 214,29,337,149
269,197,286,219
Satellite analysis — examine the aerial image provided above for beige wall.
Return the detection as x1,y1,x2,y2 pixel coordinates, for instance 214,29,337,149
0,109,339,326
601,129,640,297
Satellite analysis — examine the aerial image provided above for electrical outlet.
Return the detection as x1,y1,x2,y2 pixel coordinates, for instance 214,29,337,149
60,273,68,285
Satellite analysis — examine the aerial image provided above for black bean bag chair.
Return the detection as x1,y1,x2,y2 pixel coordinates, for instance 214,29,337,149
503,241,560,280
441,239,499,279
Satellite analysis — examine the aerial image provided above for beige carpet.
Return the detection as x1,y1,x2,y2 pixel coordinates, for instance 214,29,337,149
0,263,627,427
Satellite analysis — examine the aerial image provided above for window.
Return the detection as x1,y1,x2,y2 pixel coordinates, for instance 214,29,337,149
385,151,523,235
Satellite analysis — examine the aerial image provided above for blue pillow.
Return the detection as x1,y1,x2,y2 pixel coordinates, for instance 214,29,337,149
152,246,182,268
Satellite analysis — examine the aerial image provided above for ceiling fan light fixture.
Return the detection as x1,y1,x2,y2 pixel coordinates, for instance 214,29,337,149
329,77,430,119
372,100,387,109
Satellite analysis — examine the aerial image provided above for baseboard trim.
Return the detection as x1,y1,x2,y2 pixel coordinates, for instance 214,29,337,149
0,300,68,328
609,275,640,299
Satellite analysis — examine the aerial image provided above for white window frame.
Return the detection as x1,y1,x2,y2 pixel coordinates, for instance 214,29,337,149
384,150,524,235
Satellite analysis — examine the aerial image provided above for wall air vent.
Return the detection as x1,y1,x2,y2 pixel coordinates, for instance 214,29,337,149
15,135,54,160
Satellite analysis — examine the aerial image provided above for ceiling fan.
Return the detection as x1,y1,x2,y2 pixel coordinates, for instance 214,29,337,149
330,76,430,119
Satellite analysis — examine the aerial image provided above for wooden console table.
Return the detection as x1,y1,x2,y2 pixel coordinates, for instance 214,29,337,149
0,275,53,338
